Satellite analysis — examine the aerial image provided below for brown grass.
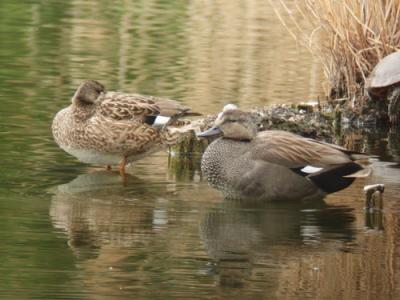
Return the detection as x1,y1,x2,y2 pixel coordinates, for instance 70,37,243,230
270,0,400,99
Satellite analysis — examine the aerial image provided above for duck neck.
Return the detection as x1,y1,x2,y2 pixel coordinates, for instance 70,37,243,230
71,103,95,121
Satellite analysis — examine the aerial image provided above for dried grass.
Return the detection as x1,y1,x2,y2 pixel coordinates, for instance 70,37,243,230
270,0,400,99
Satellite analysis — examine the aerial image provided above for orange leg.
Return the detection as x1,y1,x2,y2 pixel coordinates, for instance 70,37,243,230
119,157,127,178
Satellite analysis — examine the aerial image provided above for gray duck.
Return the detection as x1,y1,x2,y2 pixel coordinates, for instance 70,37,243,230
52,80,200,176
198,106,370,201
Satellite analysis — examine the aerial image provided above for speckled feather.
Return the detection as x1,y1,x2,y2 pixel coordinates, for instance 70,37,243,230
99,92,161,121
52,80,198,165
200,108,369,201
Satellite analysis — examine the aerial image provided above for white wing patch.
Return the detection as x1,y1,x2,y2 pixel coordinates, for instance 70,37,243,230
153,116,171,125
301,166,323,174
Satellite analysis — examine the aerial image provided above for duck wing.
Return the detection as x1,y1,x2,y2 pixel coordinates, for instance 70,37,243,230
99,92,162,121
86,116,160,154
250,130,354,169
151,97,201,117
99,92,199,123
250,130,371,193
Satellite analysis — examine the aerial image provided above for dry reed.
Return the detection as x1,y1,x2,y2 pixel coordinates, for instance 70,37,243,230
270,0,400,99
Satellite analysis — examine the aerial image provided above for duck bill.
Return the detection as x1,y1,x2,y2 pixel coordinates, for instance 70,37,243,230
197,126,222,138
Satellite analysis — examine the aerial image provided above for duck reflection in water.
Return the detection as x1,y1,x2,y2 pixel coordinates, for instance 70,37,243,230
50,171,166,259
50,171,185,296
200,199,356,288
198,105,372,201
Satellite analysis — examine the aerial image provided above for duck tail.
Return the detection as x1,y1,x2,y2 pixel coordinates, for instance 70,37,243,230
181,110,202,117
170,108,201,122
307,162,366,194
349,153,376,161
343,167,372,178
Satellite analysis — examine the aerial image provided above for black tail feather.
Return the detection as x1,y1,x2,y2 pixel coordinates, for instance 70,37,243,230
307,163,363,194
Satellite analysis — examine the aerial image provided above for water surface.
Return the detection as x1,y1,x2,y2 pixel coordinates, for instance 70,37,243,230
1,1,400,299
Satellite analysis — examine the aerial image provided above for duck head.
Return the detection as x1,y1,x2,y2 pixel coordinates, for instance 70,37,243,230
72,80,105,106
198,105,257,141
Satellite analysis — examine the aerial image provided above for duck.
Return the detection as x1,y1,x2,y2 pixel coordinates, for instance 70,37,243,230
52,80,200,176
197,105,371,201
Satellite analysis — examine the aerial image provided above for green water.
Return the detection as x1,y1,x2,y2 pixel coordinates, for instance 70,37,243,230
1,1,400,299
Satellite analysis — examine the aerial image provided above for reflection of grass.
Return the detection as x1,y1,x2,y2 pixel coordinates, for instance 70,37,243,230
271,0,400,98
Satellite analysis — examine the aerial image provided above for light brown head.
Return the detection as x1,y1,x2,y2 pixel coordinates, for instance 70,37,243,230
72,80,105,106
198,107,257,141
